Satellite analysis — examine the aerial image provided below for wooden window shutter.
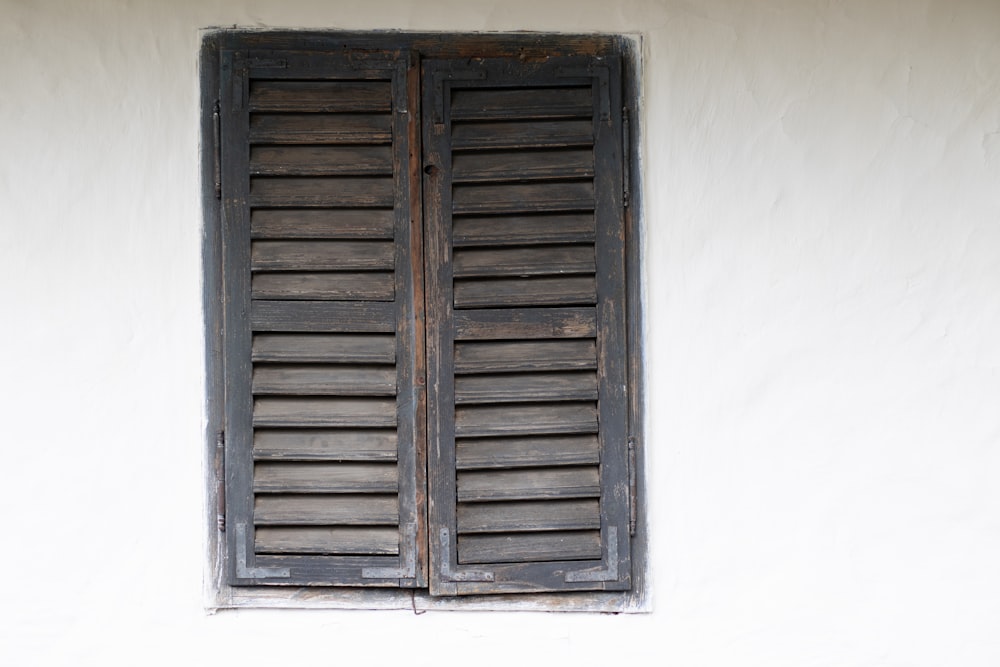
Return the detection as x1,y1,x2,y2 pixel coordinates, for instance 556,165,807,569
423,56,632,594
219,49,426,586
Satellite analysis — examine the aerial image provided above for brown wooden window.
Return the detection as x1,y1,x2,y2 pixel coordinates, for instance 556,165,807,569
207,32,641,600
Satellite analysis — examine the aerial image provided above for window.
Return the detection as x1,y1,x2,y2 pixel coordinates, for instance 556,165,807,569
204,31,643,606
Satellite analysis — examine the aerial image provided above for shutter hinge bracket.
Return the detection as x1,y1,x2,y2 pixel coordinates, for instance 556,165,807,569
439,528,494,582
628,435,638,536
622,106,631,209
566,526,620,582
235,523,290,579
212,100,221,200
362,523,417,580
214,430,225,532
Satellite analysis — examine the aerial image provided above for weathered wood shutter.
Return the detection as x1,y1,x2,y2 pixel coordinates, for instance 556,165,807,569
220,50,426,586
423,56,632,594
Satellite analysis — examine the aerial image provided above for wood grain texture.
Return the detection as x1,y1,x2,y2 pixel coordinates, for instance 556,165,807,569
457,467,600,501
452,213,595,247
249,81,392,113
454,340,596,374
252,240,394,271
457,531,601,564
254,462,398,493
451,148,593,183
454,307,597,340
453,276,595,308
250,113,391,144
452,245,594,278
251,301,396,333
251,364,397,395
451,181,595,215
255,494,399,524
455,434,600,469
451,120,593,151
253,333,396,363
253,397,397,427
254,428,398,460
251,145,393,176
457,499,600,533
455,402,598,437
252,272,395,301
251,209,394,239
455,371,598,403
250,176,394,207
449,87,592,120
255,527,399,555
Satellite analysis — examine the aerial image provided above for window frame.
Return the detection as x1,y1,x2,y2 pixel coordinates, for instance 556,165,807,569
201,29,647,612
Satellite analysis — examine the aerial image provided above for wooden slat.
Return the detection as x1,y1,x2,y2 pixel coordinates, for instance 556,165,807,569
451,120,593,150
252,364,397,395
455,371,598,403
249,81,391,113
454,340,596,374
453,246,594,278
457,499,600,533
457,530,601,564
449,87,592,120
455,402,598,437
452,149,593,182
250,113,391,144
250,176,394,207
254,462,398,493
457,467,600,502
251,301,396,333
252,240,394,271
251,145,393,176
254,428,398,460
456,434,600,469
454,276,595,308
255,494,399,524
253,333,395,363
252,272,395,301
452,213,595,247
251,209,394,239
255,527,399,555
253,397,397,427
454,307,596,340
452,182,595,215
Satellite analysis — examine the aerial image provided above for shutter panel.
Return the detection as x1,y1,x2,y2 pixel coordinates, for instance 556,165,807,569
424,56,632,594
221,50,426,586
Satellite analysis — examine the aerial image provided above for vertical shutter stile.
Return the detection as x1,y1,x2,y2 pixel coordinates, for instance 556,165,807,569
424,56,631,594
221,50,425,586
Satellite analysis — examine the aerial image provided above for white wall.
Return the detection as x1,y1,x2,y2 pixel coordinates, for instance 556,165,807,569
2,0,999,665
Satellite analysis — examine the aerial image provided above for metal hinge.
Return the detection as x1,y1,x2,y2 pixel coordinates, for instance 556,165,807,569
362,523,417,580
235,523,290,579
566,526,620,582
628,435,637,536
214,430,226,532
622,106,631,208
439,528,494,582
212,100,221,200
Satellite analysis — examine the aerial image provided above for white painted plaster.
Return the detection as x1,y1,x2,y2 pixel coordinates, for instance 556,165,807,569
1,0,998,665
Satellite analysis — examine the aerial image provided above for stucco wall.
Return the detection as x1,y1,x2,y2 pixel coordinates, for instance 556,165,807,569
2,0,999,665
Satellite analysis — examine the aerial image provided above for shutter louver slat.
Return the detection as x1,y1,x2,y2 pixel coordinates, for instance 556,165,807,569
223,52,424,586
253,428,398,460
452,213,595,247
251,209,395,239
